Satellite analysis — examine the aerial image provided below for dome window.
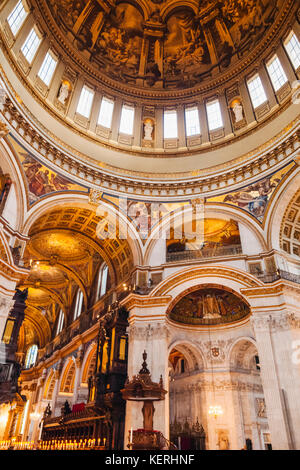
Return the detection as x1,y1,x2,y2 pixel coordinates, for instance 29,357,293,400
38,50,57,86
21,27,42,64
164,110,178,139
7,0,28,36
206,99,223,131
98,97,114,129
185,107,200,137
247,74,267,109
266,55,288,92
284,31,300,71
76,85,94,119
119,104,135,135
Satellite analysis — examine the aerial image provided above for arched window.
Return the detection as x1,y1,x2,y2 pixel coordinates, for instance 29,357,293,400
73,289,84,320
96,264,108,301
25,344,38,369
56,309,64,335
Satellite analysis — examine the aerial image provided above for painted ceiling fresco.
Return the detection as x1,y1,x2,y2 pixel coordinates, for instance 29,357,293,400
169,286,250,325
47,0,283,89
207,162,296,222
8,135,88,205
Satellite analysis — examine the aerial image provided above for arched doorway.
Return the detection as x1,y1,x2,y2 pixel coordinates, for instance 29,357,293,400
229,339,271,450
168,344,206,450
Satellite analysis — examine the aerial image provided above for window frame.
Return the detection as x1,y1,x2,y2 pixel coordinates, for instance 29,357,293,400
97,96,114,129
56,308,64,336
266,55,288,92
25,344,38,369
76,85,95,119
284,30,300,71
119,104,135,135
20,26,42,64
206,99,223,131
7,0,28,37
163,109,178,139
185,106,201,137
73,289,84,321
247,74,268,109
37,49,58,87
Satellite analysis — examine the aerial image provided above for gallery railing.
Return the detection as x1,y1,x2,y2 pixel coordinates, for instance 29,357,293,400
255,270,300,284
166,245,243,262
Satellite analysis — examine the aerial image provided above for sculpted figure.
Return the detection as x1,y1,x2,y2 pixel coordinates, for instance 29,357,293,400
144,121,153,141
58,82,70,105
232,101,244,123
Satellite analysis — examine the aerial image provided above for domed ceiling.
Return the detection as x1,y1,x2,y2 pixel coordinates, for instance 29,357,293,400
46,0,284,92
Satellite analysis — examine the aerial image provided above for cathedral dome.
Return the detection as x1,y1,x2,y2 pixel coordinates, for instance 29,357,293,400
0,0,298,184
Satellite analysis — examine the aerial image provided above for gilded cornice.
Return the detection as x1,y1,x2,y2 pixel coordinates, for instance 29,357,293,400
120,293,172,311
241,280,300,297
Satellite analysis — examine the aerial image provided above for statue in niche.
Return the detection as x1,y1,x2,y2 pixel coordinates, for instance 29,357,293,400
256,398,267,418
57,82,71,105
218,430,230,450
231,100,244,123
144,121,154,141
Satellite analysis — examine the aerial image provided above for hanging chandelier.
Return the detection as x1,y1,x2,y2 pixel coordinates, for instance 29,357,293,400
208,405,223,419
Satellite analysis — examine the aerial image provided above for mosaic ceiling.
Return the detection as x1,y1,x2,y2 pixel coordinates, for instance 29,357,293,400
46,0,284,90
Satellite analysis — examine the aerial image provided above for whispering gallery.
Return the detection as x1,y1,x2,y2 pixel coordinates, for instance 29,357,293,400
0,0,299,453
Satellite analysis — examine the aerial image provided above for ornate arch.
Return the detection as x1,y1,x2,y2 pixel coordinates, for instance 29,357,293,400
228,337,258,371
59,358,76,394
279,187,300,258
81,343,97,385
168,339,205,371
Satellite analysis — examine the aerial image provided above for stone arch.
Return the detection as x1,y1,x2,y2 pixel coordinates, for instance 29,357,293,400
0,139,28,232
151,266,262,310
161,0,199,22
59,358,76,394
279,187,300,259
229,337,258,371
168,340,205,372
43,370,56,400
266,168,300,252
144,203,266,266
81,342,97,385
22,193,143,271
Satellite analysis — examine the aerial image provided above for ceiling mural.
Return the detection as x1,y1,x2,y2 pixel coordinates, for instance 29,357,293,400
47,0,284,89
167,219,241,253
207,162,296,222
8,135,88,205
169,286,250,325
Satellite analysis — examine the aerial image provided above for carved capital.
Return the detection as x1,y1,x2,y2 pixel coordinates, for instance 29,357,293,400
251,315,271,332
0,120,9,138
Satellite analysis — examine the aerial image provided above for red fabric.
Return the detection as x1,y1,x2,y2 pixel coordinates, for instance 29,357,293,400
181,437,192,450
72,403,85,413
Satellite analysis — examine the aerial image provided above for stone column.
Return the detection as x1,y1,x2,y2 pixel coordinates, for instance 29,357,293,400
72,347,84,405
251,313,300,449
124,321,170,448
